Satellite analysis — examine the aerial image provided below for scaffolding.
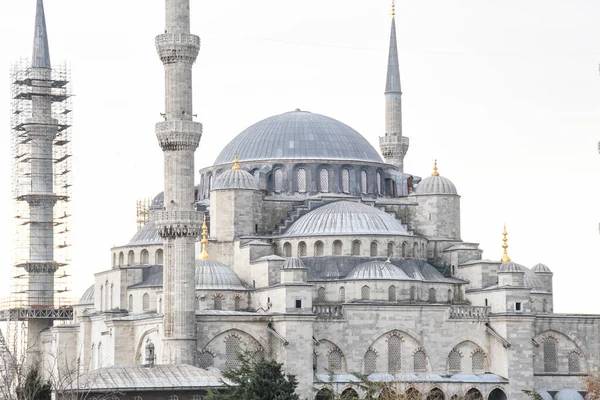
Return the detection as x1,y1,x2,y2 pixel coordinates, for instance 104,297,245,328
136,198,151,231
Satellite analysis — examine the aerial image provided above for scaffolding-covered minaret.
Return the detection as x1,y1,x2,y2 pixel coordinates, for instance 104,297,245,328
1,0,73,362
154,0,203,364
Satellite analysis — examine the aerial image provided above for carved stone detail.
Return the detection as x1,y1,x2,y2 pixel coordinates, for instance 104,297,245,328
19,262,60,274
153,210,203,238
156,121,202,151
155,33,200,64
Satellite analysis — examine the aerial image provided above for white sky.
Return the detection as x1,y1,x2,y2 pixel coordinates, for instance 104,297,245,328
0,1,598,314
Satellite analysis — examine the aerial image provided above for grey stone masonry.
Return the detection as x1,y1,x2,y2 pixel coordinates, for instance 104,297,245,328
155,0,202,365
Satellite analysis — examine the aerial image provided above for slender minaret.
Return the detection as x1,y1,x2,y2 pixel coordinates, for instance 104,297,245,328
379,1,409,171
154,0,202,365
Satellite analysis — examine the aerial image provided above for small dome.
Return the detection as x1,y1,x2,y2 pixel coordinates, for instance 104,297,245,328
128,220,162,246
284,201,408,237
282,257,306,269
415,175,457,195
213,169,259,190
538,392,553,400
498,262,547,291
498,261,526,274
149,191,164,210
195,259,246,290
554,390,584,400
347,260,414,280
78,284,95,305
532,263,552,273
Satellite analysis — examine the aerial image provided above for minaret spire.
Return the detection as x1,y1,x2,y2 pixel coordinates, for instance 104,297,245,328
379,3,409,172
32,0,51,69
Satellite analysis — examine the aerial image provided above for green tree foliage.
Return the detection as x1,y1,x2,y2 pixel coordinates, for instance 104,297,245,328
18,367,52,400
206,352,300,400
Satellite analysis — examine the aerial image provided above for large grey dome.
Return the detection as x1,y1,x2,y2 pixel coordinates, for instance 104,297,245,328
195,259,246,290
284,201,408,237
214,110,383,165
347,260,414,280
213,169,259,190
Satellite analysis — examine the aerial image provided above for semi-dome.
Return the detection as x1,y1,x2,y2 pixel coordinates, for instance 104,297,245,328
128,220,162,246
532,263,552,273
213,169,259,190
554,390,584,400
78,284,95,305
195,259,246,290
214,110,383,165
283,201,408,237
282,257,307,269
347,260,414,280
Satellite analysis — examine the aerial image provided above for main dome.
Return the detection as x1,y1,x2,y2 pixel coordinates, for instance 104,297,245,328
214,110,383,165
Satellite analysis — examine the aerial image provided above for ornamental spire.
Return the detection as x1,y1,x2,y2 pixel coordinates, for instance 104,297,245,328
200,214,210,260
432,159,439,176
232,153,240,170
501,224,511,263
392,0,396,18
32,0,51,68
385,5,401,94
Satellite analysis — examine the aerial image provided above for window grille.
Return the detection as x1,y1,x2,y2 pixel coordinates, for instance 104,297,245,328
140,249,149,264
428,288,436,303
225,336,241,370
192,395,202,400
361,171,367,194
213,296,222,310
543,338,558,372
317,287,326,302
388,286,396,301
410,286,416,301
370,242,378,257
283,242,292,257
234,296,241,311
428,389,444,400
387,335,402,373
568,351,580,373
387,242,394,257
328,349,343,372
341,389,359,400
448,349,461,372
198,350,214,369
320,169,329,192
297,168,306,193
274,168,284,193
128,294,133,312
364,349,377,374
351,241,361,256
361,285,370,300
298,241,307,257
377,172,382,195
315,241,324,256
252,349,265,364
333,240,343,256
142,293,150,311
414,349,427,372
339,287,346,302
341,169,350,193
471,349,485,372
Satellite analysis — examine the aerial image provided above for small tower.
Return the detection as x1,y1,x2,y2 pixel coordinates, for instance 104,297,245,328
379,1,409,171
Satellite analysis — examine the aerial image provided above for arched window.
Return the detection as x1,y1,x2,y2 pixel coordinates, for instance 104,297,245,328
339,287,346,302
145,342,155,365
542,298,549,313
341,388,359,400
361,285,370,300
406,388,421,400
376,172,382,195
213,295,222,310
140,249,149,265
315,241,324,256
199,174,205,200
361,170,368,194
234,296,242,311
112,253,116,267
333,240,343,256
341,168,350,193
252,349,265,364
414,349,427,372
328,348,343,372
127,250,135,266
543,337,558,372
320,169,329,193
128,294,133,312
168,396,178,400
465,389,482,400
410,286,416,301
109,284,113,310
274,168,284,193
208,174,213,194
413,242,419,258
142,293,150,311
132,396,143,400
370,241,378,257
388,286,397,301
298,241,307,257
297,168,307,193
427,388,445,400
421,242,426,257
100,286,103,311
568,351,581,373
97,342,103,367
388,335,402,373
471,349,485,372
487,389,506,400
158,298,162,313
448,349,461,372
225,335,241,370
364,348,377,375
155,249,163,265
91,344,96,370
313,351,318,372
198,350,214,369
351,240,361,256
387,242,394,257
401,242,407,257
118,252,124,266
428,288,436,303
448,289,453,303
283,242,292,257
316,389,333,400
317,287,326,302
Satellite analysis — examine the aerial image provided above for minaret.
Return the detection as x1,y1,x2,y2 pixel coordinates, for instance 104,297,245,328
154,0,203,365
379,1,409,171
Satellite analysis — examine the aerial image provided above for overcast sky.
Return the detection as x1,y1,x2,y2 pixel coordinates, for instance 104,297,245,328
0,1,598,313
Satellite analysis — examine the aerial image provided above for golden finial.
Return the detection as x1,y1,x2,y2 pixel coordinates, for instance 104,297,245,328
200,213,210,260
431,159,439,176
392,0,395,18
232,153,240,171
501,223,511,263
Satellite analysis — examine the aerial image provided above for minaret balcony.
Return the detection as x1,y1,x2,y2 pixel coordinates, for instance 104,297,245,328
156,120,203,151
155,33,200,64
379,135,409,154
152,210,203,238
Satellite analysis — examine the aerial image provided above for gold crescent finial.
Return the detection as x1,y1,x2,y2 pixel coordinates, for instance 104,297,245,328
200,213,210,260
392,0,395,18
431,159,439,176
501,223,511,263
232,153,240,170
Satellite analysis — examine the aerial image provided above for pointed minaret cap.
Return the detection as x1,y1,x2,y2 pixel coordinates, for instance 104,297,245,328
432,159,440,176
199,214,210,260
385,2,401,94
32,0,51,69
501,224,511,263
